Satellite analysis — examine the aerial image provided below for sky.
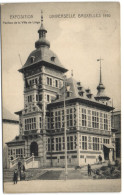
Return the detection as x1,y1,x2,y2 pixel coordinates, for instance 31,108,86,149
1,2,121,115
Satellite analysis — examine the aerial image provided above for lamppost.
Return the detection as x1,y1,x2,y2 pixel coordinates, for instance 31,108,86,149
63,75,68,180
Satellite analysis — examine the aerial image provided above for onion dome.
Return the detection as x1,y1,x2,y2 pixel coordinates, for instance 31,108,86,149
35,11,50,49
19,11,68,73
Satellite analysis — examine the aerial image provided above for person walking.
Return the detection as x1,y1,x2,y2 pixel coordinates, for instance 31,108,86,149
88,164,91,176
23,164,25,172
13,169,18,184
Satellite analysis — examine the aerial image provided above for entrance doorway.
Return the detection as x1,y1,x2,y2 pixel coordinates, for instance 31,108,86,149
103,146,109,160
30,142,38,156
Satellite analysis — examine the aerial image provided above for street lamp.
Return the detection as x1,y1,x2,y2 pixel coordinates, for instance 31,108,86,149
63,75,68,180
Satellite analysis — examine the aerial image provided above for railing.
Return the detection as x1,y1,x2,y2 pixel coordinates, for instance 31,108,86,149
24,156,33,164
24,129,38,135
9,157,20,168
24,154,41,169
24,84,39,92
34,156,41,161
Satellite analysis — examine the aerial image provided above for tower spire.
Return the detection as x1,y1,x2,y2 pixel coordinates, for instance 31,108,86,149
97,57,103,84
95,58,110,101
35,10,50,49
40,10,44,29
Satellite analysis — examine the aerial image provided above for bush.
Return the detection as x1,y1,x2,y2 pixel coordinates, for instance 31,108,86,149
115,160,119,166
100,166,108,171
75,166,81,170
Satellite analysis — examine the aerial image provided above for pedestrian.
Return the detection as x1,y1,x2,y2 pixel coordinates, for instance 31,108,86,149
13,169,18,184
98,155,102,164
18,161,21,170
88,164,91,175
23,164,25,172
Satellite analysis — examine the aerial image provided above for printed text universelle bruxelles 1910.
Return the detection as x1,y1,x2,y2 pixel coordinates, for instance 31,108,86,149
9,13,111,19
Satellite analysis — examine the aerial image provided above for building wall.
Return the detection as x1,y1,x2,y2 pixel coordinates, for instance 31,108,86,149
111,111,121,158
3,122,19,168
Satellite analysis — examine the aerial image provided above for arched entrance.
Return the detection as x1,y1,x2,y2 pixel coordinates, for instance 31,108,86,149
30,142,38,156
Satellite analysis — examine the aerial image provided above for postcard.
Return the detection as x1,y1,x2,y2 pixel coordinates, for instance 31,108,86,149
1,2,121,193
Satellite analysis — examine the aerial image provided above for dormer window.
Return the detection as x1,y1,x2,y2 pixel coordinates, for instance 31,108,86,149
51,56,56,62
30,56,35,63
79,91,84,97
87,94,93,99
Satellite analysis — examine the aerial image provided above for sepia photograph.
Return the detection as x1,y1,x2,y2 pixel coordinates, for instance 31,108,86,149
1,2,121,193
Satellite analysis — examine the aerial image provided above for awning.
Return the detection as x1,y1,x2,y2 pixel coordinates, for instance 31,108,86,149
103,144,114,149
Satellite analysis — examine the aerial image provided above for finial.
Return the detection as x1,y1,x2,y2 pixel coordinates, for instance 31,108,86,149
71,69,73,77
97,57,104,84
41,10,43,23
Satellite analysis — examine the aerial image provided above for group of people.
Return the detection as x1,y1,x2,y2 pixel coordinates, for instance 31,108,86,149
13,161,25,184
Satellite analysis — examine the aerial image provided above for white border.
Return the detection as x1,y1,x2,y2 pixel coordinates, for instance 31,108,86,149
0,0,123,195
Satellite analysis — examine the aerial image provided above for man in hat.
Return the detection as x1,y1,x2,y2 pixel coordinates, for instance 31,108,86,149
13,169,18,184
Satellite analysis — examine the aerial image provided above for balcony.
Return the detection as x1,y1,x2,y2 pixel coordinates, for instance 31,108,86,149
24,129,38,135
78,126,111,136
24,84,40,92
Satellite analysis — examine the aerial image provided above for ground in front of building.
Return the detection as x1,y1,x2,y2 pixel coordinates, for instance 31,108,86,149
3,179,121,193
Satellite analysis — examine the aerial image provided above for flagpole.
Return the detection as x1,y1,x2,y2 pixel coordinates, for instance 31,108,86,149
64,75,68,180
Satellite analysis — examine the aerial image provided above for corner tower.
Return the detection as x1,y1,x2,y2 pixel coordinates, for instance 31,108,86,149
16,11,68,166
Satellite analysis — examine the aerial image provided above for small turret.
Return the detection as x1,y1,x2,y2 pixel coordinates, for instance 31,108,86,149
35,10,50,49
95,58,110,102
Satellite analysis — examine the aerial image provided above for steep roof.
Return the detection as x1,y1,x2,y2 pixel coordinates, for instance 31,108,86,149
19,47,68,73
48,77,113,111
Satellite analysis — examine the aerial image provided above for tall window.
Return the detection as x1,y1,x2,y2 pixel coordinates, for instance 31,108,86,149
93,137,99,150
104,114,108,130
55,111,61,129
67,136,73,150
82,136,87,150
92,111,99,128
59,137,61,151
55,80,58,88
48,138,51,151
36,94,42,102
50,108,75,130
100,112,104,130
47,77,52,86
87,110,91,127
25,117,36,130
47,95,50,102
39,94,42,101
56,138,59,151
51,138,54,150
51,112,54,129
88,136,92,150
36,95,38,101
28,95,32,103
39,117,42,129
82,108,86,126
103,138,109,144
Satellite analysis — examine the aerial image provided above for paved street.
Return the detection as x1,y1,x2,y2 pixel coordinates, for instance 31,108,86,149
4,179,121,193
